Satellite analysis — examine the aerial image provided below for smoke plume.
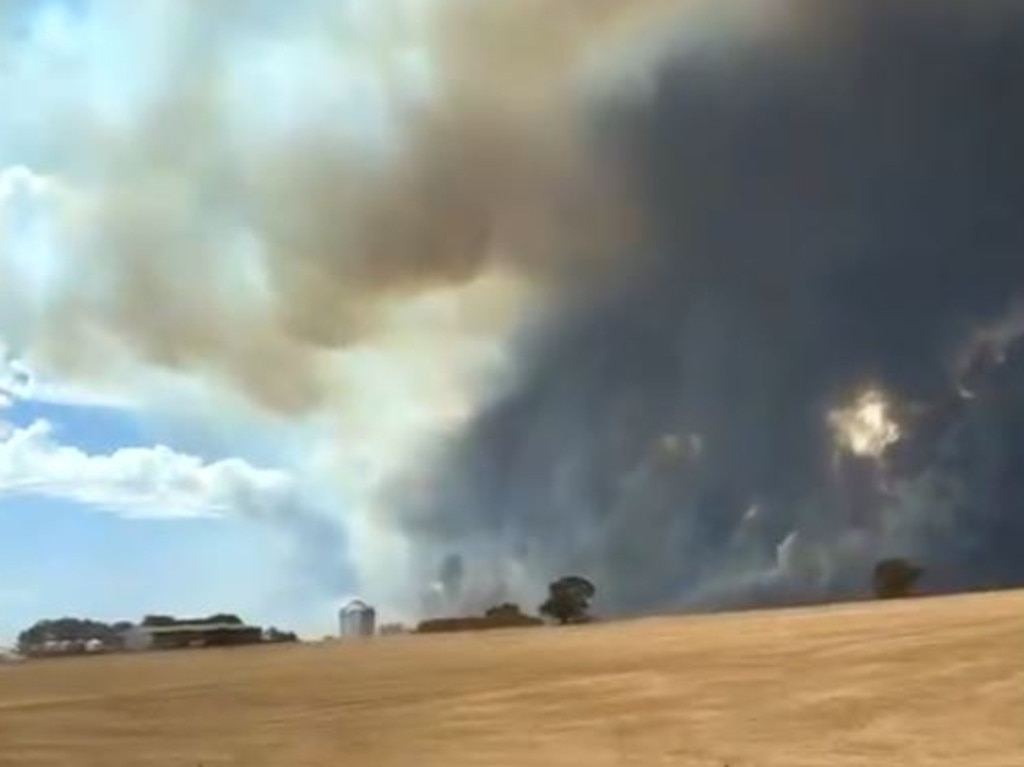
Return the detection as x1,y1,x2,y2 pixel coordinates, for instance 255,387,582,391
378,0,1024,614
4,0,1024,617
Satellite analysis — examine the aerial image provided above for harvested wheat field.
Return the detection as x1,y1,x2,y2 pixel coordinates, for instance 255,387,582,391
0,591,1021,767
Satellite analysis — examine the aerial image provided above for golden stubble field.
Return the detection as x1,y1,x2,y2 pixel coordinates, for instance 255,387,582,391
0,591,1021,767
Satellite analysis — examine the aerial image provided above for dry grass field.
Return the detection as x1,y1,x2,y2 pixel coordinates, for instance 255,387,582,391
1,590,1021,767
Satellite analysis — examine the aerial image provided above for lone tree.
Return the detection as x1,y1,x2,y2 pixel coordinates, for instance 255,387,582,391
873,558,923,599
540,576,595,625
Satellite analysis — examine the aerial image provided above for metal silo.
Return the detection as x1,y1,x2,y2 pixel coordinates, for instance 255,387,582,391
339,599,376,638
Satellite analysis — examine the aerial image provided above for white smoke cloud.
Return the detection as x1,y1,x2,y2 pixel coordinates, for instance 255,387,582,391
0,418,297,520
0,0,652,613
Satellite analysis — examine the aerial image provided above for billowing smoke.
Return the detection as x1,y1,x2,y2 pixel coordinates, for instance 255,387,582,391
379,0,1024,615
4,0,1024,618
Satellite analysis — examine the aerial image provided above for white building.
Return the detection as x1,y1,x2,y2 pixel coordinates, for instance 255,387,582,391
121,626,154,652
0,648,25,664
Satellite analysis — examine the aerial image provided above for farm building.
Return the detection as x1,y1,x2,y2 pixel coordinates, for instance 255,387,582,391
121,620,263,651
0,648,25,664
339,600,376,638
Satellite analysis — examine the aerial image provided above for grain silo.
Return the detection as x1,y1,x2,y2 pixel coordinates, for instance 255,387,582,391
339,599,376,638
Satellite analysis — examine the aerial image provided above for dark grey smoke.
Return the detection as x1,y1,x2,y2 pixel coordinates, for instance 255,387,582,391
388,0,1024,616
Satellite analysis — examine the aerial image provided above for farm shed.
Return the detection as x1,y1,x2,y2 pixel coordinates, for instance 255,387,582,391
122,622,263,651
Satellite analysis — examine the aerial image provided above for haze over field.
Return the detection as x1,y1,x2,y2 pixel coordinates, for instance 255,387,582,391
3,0,1024,629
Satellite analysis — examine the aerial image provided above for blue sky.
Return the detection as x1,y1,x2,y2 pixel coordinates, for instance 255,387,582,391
0,0,365,643
0,382,347,644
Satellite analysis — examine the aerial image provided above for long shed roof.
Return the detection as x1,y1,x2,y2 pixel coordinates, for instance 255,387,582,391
140,623,261,634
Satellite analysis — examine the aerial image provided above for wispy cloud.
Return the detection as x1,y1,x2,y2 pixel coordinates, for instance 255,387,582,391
0,418,297,520
0,359,138,410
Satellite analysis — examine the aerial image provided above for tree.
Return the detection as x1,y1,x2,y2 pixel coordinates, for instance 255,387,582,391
141,615,176,627
485,602,524,619
263,627,299,643
539,576,596,625
17,618,123,654
205,613,244,626
873,558,923,599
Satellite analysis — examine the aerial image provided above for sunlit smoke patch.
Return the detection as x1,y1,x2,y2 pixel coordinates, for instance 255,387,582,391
828,389,902,459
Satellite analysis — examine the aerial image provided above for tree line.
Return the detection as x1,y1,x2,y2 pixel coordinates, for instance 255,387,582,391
533,557,925,626
14,557,924,653
15,613,298,655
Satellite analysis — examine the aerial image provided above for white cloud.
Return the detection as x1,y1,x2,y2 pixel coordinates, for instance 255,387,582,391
0,419,297,520
0,165,60,202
